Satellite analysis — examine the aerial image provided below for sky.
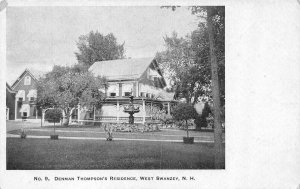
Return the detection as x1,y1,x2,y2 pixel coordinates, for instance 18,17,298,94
6,6,199,84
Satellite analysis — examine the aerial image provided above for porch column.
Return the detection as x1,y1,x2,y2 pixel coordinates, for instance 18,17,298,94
14,98,17,120
116,100,120,122
77,104,81,123
93,106,96,121
167,102,171,116
142,99,146,124
119,83,122,97
6,108,9,120
150,102,153,119
42,109,46,126
132,82,137,97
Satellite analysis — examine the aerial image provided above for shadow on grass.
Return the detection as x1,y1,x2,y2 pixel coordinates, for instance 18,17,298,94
7,138,224,170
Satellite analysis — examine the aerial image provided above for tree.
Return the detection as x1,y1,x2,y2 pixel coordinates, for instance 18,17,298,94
45,108,62,134
156,32,206,104
172,103,197,137
194,102,211,130
36,65,107,126
75,31,125,67
161,6,225,168
156,21,224,105
194,6,224,169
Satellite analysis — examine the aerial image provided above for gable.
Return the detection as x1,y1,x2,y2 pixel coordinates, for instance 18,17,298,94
11,69,38,90
11,70,38,90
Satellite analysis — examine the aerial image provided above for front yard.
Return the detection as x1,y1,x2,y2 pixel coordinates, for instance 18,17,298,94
7,138,225,169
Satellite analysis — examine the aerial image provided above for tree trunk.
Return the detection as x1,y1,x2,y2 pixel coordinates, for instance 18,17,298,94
207,7,223,169
186,120,189,137
62,116,69,126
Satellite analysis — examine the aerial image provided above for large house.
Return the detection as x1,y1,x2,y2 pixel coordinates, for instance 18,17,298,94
76,57,176,124
8,58,176,124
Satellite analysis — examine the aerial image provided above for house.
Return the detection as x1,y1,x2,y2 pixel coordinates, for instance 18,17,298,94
10,69,42,121
6,83,16,120
76,57,177,124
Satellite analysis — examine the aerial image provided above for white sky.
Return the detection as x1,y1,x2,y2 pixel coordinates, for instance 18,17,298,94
6,6,199,84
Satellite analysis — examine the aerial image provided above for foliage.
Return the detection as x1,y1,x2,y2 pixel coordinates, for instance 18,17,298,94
160,113,173,125
157,7,225,106
172,103,197,122
45,109,62,123
36,65,107,126
194,116,207,130
75,31,125,67
172,103,197,137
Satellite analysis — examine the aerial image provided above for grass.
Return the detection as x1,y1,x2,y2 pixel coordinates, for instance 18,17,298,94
7,138,225,169
8,127,224,142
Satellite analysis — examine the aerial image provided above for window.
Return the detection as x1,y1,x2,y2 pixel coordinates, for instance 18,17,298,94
124,92,131,96
18,97,23,101
30,97,35,101
22,112,27,117
110,93,116,97
24,76,31,85
140,92,145,97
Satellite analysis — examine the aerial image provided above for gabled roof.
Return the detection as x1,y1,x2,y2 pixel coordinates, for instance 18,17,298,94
6,82,16,93
89,57,157,80
11,69,40,89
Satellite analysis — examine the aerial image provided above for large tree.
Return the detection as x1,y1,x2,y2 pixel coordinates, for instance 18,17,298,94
36,64,107,126
160,6,225,168
191,6,225,169
75,31,125,67
156,31,212,104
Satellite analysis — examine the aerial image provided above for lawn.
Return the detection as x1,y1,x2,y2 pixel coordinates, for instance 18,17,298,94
8,128,220,142
7,138,225,169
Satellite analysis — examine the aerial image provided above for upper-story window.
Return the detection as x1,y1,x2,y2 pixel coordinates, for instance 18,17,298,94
24,76,31,85
16,90,25,101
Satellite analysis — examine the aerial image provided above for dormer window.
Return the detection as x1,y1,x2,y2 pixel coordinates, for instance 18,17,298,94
24,76,31,85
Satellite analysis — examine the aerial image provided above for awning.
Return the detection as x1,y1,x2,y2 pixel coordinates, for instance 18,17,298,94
16,90,25,99
19,104,30,113
27,89,37,98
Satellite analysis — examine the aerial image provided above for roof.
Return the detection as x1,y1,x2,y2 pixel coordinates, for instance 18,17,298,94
11,68,45,89
6,83,16,93
89,57,155,80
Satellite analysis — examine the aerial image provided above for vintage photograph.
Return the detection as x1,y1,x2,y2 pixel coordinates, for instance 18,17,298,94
6,6,225,169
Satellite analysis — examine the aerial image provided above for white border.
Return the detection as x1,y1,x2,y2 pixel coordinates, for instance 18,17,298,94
1,0,300,189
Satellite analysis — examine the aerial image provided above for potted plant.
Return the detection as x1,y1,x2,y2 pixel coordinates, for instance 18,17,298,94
45,109,62,140
20,129,27,139
172,103,197,144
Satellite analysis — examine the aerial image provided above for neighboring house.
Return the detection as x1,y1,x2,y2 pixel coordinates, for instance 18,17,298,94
6,83,16,120
10,69,41,120
77,57,177,123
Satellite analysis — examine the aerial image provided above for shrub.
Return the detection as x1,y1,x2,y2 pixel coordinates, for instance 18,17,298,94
172,103,197,137
194,116,207,130
45,109,62,125
194,102,211,130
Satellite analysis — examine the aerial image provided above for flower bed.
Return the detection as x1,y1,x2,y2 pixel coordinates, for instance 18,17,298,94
102,122,161,133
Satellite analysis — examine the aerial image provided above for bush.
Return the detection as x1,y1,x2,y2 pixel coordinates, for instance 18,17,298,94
45,109,62,124
172,103,197,137
194,102,211,130
194,116,207,130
